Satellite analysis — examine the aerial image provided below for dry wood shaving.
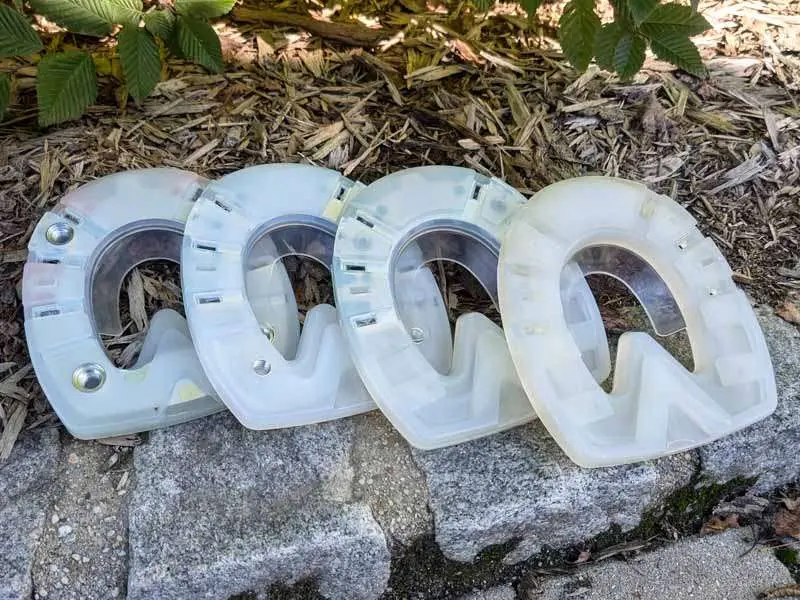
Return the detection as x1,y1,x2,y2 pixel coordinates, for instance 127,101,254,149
0,0,797,457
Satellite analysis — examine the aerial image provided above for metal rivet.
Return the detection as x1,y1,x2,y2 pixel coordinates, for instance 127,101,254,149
46,222,74,245
72,363,106,392
260,324,276,343
410,327,425,343
252,359,271,376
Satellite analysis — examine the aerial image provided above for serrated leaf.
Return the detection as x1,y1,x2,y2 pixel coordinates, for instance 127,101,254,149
175,16,223,73
28,0,143,36
521,0,543,15
144,8,174,40
614,32,646,79
118,27,160,101
609,0,633,25
0,74,10,120
649,32,707,76
472,0,493,10
641,3,711,36
558,0,601,72
626,0,658,24
36,51,97,127
0,5,43,57
594,22,623,71
175,0,236,19
594,22,646,78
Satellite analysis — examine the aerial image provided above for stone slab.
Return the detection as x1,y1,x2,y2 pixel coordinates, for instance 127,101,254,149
31,438,131,600
127,412,390,600
530,529,794,600
351,412,432,548
413,422,697,564
457,585,517,600
699,310,800,492
0,428,61,600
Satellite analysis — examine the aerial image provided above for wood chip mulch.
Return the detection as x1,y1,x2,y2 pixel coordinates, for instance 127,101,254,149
0,0,798,457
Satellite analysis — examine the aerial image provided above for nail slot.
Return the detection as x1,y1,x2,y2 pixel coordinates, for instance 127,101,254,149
214,199,232,213
354,314,377,328
356,215,374,229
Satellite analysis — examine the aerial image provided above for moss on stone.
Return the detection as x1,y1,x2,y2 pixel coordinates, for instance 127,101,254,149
775,547,800,582
228,475,759,599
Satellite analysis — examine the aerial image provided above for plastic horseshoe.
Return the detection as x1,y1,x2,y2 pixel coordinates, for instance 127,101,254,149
332,166,610,449
181,164,452,429
498,176,777,467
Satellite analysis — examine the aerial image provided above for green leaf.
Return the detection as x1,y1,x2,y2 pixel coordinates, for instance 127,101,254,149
0,74,10,120
609,0,633,25
36,51,97,127
472,0,493,10
175,16,223,73
626,0,658,25
614,31,646,79
521,0,543,15
594,22,646,78
144,8,175,40
118,27,161,101
28,0,143,36
558,0,601,72
640,3,711,36
0,5,43,57
175,0,236,19
649,32,706,76
594,22,623,71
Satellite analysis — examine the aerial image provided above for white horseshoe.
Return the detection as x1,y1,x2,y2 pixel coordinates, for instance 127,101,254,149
181,164,452,429
498,176,778,467
22,169,269,439
332,166,609,449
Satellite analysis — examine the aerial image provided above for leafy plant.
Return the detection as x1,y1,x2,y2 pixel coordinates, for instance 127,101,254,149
0,0,236,126
479,0,711,79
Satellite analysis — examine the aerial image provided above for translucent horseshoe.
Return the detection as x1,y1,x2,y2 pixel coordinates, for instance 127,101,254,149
22,169,278,439
181,164,452,429
332,166,610,449
498,176,778,467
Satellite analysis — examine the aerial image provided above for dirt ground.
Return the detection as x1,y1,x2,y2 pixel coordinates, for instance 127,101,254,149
0,0,798,458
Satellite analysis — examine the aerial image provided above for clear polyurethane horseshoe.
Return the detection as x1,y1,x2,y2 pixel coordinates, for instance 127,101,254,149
23,169,296,439
498,176,777,467
332,166,611,449
181,164,452,429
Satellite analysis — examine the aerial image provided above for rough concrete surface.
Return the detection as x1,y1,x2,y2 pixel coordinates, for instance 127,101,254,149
31,438,132,600
127,412,390,600
700,309,800,492
0,428,60,600
351,412,432,548
457,585,517,600
413,421,698,564
529,529,794,600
